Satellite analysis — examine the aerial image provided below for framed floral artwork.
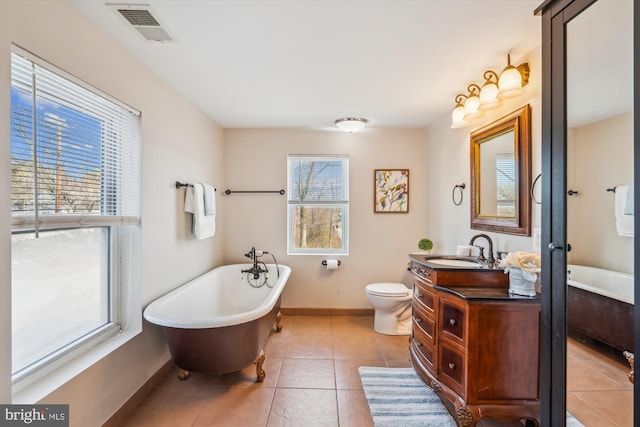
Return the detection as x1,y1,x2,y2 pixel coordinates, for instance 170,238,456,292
374,169,409,213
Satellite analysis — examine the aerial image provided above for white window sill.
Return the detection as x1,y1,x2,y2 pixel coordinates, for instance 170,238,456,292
11,326,141,404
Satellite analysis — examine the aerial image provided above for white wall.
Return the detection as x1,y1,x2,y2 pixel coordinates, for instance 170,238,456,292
424,47,542,257
567,112,634,274
0,1,224,425
223,128,427,308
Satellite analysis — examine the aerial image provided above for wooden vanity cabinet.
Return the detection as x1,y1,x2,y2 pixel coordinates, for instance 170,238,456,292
409,259,541,426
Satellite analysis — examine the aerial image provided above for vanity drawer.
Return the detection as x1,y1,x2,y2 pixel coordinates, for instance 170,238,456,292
413,281,436,315
412,328,436,373
412,303,436,345
439,343,465,394
440,299,465,344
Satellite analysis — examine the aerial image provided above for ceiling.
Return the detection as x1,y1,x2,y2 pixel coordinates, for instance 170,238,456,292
68,0,544,130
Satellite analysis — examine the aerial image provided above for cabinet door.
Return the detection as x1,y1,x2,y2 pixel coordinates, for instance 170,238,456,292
466,303,540,402
438,341,465,396
439,297,466,346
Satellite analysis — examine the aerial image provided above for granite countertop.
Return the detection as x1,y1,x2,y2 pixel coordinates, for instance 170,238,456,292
435,285,540,302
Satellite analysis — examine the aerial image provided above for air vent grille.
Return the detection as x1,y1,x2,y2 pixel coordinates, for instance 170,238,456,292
109,4,175,42
117,9,160,27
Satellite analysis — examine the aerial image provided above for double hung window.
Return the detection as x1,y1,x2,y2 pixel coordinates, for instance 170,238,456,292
287,155,349,255
10,48,141,382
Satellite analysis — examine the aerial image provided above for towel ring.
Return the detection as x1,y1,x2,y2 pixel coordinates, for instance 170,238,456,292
452,183,465,206
531,174,541,205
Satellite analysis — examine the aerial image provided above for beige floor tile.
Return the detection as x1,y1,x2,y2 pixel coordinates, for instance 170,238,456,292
331,316,375,337
267,388,338,427
289,315,333,336
333,336,384,360
566,357,626,392
277,358,336,389
375,334,410,360
567,392,617,427
334,359,386,390
263,329,290,359
284,335,333,359
572,390,633,426
337,389,374,427
119,384,208,427
385,358,412,368
192,385,276,427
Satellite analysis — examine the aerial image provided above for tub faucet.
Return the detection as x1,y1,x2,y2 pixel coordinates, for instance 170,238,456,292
242,247,267,279
469,234,495,268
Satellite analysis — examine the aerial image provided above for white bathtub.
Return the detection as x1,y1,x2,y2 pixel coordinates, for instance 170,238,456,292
567,264,633,304
143,263,291,378
567,264,634,352
144,263,291,328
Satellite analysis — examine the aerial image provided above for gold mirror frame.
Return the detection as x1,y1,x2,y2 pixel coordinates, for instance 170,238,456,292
470,104,531,236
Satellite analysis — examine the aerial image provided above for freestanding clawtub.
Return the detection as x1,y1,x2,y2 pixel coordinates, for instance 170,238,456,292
144,262,291,381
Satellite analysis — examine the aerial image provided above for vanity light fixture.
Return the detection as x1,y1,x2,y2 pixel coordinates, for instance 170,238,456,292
335,117,368,133
498,54,530,98
450,53,530,128
463,84,483,120
450,94,468,129
478,70,501,111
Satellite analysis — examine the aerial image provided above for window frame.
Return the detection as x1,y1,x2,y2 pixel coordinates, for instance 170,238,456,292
287,154,349,255
9,45,142,389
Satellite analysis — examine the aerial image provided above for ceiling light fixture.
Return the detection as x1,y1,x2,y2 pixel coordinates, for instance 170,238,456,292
335,117,368,133
450,53,530,128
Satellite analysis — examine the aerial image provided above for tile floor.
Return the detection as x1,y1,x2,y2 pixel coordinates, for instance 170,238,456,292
118,315,633,427
567,338,633,426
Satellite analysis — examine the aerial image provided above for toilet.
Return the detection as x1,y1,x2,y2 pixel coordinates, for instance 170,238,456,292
365,282,412,335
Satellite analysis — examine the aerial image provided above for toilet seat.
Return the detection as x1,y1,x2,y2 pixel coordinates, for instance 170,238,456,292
366,283,410,297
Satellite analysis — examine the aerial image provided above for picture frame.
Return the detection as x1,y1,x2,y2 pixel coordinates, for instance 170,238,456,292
374,169,409,213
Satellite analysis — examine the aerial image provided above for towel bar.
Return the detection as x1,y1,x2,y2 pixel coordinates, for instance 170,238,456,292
224,189,285,195
176,181,216,191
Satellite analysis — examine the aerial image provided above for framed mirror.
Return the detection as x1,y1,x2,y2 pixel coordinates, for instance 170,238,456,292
470,104,531,235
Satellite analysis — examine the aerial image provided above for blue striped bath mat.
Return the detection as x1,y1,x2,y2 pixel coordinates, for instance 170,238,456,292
359,367,584,427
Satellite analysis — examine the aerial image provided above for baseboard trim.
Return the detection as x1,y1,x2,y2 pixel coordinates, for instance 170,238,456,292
102,359,174,427
280,307,374,316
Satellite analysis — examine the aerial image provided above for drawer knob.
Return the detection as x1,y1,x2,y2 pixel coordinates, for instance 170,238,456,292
449,318,456,326
416,292,423,298
416,341,423,347
414,317,422,323
448,363,456,370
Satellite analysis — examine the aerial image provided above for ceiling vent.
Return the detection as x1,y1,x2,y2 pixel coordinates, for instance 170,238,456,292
108,4,174,42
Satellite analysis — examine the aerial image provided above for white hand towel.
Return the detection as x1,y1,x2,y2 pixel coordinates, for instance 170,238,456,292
184,186,195,213
615,185,634,237
188,183,216,239
202,183,215,216
624,185,634,215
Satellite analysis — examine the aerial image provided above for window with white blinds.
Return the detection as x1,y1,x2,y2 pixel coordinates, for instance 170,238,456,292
287,155,349,254
10,47,142,382
10,50,141,232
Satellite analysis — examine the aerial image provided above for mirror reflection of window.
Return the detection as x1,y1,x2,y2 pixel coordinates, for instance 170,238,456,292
496,153,515,216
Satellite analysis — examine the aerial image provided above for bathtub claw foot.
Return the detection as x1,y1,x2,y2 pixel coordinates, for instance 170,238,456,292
255,350,266,382
275,311,283,332
178,369,190,381
623,351,634,383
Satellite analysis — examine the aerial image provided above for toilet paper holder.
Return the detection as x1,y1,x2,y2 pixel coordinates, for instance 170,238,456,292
321,260,341,266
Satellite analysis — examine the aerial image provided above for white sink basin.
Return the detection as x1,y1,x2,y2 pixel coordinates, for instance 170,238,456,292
425,258,483,267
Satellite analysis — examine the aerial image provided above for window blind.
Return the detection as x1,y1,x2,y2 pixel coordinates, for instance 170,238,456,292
288,155,349,203
10,50,141,232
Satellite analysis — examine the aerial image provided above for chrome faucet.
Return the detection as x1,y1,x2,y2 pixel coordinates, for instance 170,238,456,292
469,234,495,268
